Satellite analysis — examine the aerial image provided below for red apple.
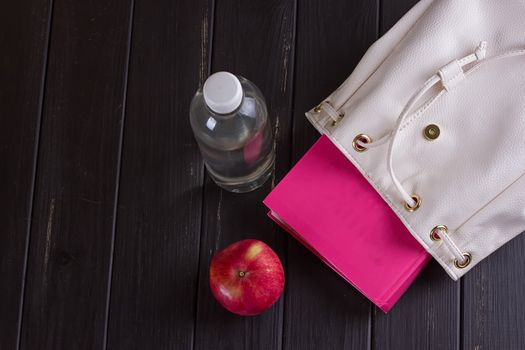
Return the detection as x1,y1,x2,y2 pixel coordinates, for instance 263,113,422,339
209,239,284,316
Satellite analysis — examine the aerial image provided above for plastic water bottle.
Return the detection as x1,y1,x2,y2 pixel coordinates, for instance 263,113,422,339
190,72,275,193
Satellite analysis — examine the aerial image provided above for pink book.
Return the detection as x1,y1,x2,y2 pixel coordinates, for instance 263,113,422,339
263,135,430,312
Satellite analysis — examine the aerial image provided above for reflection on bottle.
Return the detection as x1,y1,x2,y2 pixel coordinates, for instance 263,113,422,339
243,129,263,165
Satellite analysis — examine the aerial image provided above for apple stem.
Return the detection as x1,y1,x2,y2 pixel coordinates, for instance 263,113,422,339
238,271,246,278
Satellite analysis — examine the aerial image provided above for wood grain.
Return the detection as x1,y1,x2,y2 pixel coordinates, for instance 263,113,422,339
18,0,133,348
372,1,460,349
379,0,419,34
0,0,52,348
193,0,296,349
2,0,525,348
373,262,459,350
462,233,525,350
105,0,212,349
284,1,378,349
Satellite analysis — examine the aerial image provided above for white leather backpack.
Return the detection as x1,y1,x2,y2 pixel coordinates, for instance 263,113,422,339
307,0,525,280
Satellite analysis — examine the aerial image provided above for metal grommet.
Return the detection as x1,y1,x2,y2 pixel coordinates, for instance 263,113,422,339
454,252,472,269
404,194,421,212
352,134,371,152
423,124,440,140
314,104,322,113
430,225,447,241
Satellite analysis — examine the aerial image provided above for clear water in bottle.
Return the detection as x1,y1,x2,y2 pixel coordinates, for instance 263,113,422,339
190,72,274,193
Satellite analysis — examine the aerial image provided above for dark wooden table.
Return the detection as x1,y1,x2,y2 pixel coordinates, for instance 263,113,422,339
2,0,525,349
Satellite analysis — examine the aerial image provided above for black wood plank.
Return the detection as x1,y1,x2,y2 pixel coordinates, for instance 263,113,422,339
19,0,133,348
373,262,459,349
193,0,296,349
462,234,525,350
283,1,378,349
373,1,459,349
379,0,419,34
105,0,212,349
0,0,52,348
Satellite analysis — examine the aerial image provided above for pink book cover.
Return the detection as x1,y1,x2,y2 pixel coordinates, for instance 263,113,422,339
263,135,430,312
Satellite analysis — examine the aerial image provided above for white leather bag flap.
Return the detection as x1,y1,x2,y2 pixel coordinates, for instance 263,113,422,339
306,0,525,280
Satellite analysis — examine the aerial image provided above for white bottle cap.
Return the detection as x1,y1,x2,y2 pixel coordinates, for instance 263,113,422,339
203,72,243,114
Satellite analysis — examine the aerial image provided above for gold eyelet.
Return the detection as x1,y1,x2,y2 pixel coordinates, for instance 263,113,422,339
454,252,472,269
352,134,371,152
430,225,447,241
314,104,322,113
404,194,421,212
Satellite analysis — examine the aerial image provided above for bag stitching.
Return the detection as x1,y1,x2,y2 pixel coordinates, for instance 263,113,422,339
454,169,525,236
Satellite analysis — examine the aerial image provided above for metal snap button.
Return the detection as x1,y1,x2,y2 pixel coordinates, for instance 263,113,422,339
423,124,440,140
